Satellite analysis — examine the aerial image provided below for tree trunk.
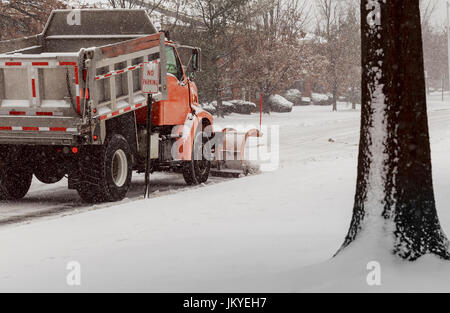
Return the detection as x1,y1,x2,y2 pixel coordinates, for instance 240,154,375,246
262,93,271,114
216,98,225,118
339,0,449,260
332,89,338,112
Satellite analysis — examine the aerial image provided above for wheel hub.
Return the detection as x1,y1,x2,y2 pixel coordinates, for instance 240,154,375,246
112,149,128,187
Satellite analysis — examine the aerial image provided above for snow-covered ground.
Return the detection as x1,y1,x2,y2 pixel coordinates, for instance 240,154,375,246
1,96,450,292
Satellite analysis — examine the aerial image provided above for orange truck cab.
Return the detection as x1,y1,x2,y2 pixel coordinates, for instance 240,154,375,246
136,43,200,127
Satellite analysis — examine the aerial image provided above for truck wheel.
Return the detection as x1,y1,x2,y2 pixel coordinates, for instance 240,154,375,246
183,127,211,185
0,166,33,200
34,165,65,184
77,135,132,203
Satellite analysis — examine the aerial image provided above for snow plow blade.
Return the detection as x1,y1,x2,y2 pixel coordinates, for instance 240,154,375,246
211,128,263,178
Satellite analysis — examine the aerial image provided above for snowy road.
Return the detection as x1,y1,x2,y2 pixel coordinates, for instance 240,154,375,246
0,104,364,226
0,173,229,226
1,98,450,292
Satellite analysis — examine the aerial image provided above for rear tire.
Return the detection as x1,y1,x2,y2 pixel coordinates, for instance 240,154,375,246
76,135,132,203
0,165,32,200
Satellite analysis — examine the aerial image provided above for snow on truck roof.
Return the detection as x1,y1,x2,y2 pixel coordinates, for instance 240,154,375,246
42,9,157,38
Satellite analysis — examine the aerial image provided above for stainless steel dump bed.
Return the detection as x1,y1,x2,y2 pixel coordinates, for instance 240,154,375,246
0,9,167,145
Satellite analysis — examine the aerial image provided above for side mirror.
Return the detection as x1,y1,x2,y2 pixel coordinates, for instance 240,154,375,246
192,48,201,72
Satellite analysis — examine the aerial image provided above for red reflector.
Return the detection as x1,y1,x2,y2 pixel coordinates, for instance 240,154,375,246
36,112,53,116
5,62,21,66
74,66,79,84
50,127,66,132
32,62,49,66
72,147,79,154
31,79,37,98
59,62,77,66
23,127,39,131
9,111,26,116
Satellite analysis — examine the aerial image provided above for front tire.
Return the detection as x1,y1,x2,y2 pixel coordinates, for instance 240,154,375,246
183,124,211,185
76,135,132,203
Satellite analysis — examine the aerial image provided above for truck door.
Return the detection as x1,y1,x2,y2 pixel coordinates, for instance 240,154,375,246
162,45,190,125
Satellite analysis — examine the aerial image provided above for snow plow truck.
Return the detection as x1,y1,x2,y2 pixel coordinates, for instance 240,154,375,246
0,9,262,203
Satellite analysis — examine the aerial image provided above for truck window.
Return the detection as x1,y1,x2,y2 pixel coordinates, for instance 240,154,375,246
166,46,183,81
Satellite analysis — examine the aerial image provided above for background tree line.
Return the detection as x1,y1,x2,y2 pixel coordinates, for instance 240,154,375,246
0,0,446,112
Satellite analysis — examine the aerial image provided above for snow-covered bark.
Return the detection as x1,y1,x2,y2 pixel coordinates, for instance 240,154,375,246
339,0,450,260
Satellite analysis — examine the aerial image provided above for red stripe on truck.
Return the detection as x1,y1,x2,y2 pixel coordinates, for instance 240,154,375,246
76,96,81,114
5,62,21,66
31,79,37,98
74,66,79,84
59,62,77,66
22,127,39,131
0,127,12,131
36,112,53,116
50,127,66,132
32,62,49,66
9,111,26,116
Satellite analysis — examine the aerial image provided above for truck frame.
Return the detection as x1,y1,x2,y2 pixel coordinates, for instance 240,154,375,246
0,9,214,202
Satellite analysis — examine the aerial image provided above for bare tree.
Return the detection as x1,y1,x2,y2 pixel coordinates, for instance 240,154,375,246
106,0,165,15
419,0,439,94
315,0,344,111
423,27,448,93
180,0,252,114
234,0,313,112
0,0,66,41
339,0,449,260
